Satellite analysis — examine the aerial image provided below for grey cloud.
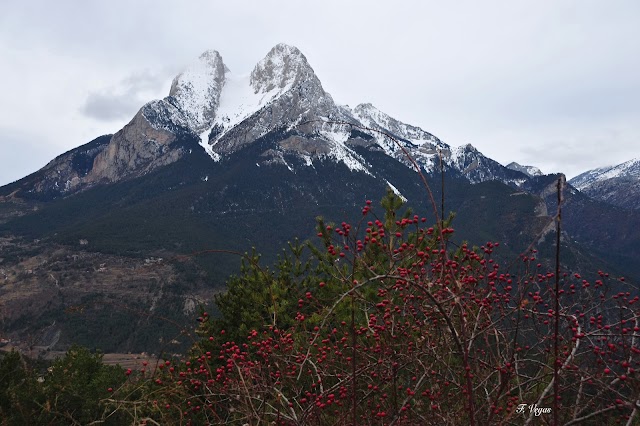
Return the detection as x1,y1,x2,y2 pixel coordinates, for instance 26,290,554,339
121,71,169,93
518,131,638,178
82,92,140,121
81,71,169,121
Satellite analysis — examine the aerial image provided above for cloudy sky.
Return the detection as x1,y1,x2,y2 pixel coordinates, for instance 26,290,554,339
0,0,638,185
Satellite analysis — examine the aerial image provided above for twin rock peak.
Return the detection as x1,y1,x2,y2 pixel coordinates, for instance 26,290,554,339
33,44,534,197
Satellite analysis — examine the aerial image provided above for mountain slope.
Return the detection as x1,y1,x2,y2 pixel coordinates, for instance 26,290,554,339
569,158,640,210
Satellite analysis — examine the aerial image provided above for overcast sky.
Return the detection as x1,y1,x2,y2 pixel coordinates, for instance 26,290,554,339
0,0,638,185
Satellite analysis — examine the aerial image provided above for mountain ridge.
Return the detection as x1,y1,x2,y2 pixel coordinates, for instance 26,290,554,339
569,158,640,210
2,44,537,202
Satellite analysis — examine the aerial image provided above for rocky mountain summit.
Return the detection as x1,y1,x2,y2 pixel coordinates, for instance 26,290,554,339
569,158,640,210
506,162,543,178
168,49,227,133
6,44,541,202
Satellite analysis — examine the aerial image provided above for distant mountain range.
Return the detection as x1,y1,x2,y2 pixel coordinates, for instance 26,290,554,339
1,44,639,353
569,158,640,210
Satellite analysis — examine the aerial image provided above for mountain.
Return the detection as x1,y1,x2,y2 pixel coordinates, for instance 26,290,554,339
3,44,537,202
569,158,640,210
1,44,639,354
506,161,543,178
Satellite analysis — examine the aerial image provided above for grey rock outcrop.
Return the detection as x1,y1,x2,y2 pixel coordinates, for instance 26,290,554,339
89,109,185,183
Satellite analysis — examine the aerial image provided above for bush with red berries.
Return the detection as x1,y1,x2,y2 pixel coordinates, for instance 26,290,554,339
104,191,640,425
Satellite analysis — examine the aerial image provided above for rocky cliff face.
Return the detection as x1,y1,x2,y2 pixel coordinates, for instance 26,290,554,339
88,50,228,184
250,44,314,94
2,135,112,199
89,109,186,183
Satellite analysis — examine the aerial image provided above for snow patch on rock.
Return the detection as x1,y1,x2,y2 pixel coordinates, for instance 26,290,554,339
385,180,407,202
169,50,227,133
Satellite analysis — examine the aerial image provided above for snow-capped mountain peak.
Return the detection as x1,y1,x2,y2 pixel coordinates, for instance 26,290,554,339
570,157,640,191
168,50,227,133
506,162,543,178
138,45,540,186
206,44,348,158
16,44,556,198
211,44,324,136
569,158,640,210
250,43,315,94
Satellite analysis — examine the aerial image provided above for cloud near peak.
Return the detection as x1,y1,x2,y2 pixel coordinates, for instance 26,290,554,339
80,70,168,122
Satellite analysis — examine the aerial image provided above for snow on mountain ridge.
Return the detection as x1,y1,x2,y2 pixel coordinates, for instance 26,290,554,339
352,103,445,149
596,158,640,181
345,104,524,185
568,158,640,210
570,158,640,191
318,126,372,174
168,50,227,133
506,162,543,178
205,44,350,158
200,71,294,156
111,44,545,189
217,73,287,128
145,44,449,174
447,144,532,186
